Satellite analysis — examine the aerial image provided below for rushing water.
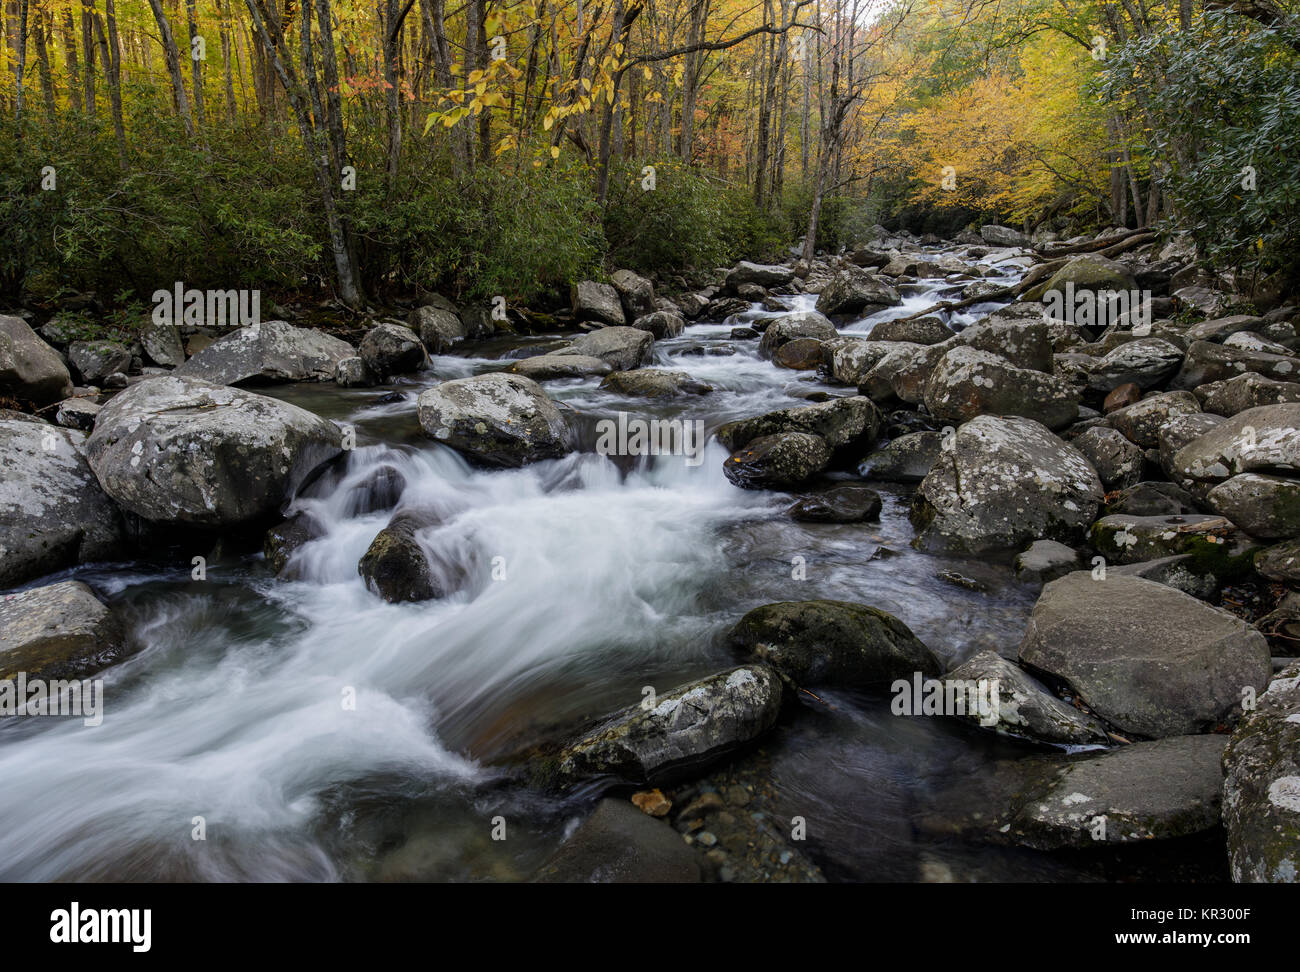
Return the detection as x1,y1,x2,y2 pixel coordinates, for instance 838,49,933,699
0,248,1222,881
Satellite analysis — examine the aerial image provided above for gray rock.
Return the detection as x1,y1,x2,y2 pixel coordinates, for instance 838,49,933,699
1104,480,1200,517
416,373,570,468
758,311,837,358
945,650,1108,744
508,353,612,380
0,580,125,681
722,431,831,489
263,512,325,578
600,369,711,398
547,665,784,788
1018,572,1271,738
534,798,702,883
54,398,101,432
815,267,903,317
923,347,1080,431
1207,474,1300,539
1071,426,1144,490
858,431,942,482
1172,404,1300,483
140,323,186,367
1104,390,1202,449
727,599,939,687
1014,539,1081,584
1090,513,1236,564
1255,539,1300,584
726,261,796,291
0,314,73,405
1222,661,1300,882
359,323,427,378
334,356,374,387
629,310,685,339
1197,372,1300,416
358,509,461,603
0,419,125,587
1172,340,1300,389
610,269,656,320
715,395,883,458
1084,338,1183,394
786,485,882,522
175,321,355,385
85,376,343,526
1159,411,1226,478
560,326,654,371
571,280,626,327
68,340,132,385
1035,254,1138,304
1185,314,1268,344
980,224,1028,246
868,316,955,345
408,305,467,353
911,416,1103,554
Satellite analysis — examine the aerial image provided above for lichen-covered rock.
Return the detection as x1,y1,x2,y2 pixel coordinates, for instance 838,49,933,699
175,320,354,385
359,323,427,378
629,310,685,339
1084,338,1184,394
1104,480,1201,517
85,376,343,526
546,665,784,788
1172,404,1300,483
815,267,902,317
508,353,611,380
140,322,186,368
1197,372,1300,416
334,356,373,387
1222,662,1300,882
944,650,1108,745
715,395,883,459
758,311,837,358
357,509,460,603
911,415,1103,554
408,304,467,353
1090,513,1237,564
858,430,943,482
610,269,656,320
869,316,955,345
0,580,125,680
571,280,626,326
786,485,882,522
415,373,571,467
0,314,73,405
1172,340,1300,389
1207,474,1300,539
722,432,831,489
1159,412,1226,478
726,261,796,292
68,340,132,385
1103,390,1202,449
1018,572,1271,738
559,326,654,371
1255,538,1300,584
923,347,1080,431
0,418,125,587
53,398,101,432
727,599,940,687
599,370,711,398
1071,425,1144,490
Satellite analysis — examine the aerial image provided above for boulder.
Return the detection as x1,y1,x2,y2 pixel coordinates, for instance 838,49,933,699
727,600,940,687
911,416,1103,553
263,512,325,578
1222,661,1300,883
54,398,101,432
0,314,73,405
630,310,685,340
571,281,626,326
599,370,711,398
1171,404,1300,483
358,509,461,603
726,262,796,292
858,431,942,482
1159,412,1226,477
415,373,570,467
560,326,654,371
359,323,427,378
1207,474,1300,539
715,396,883,459
408,305,467,353
923,347,1080,431
1084,338,1183,394
1185,314,1269,344
1255,539,1300,585
1104,390,1202,449
508,354,612,381
610,269,656,320
815,267,903,317
1071,426,1144,490
758,311,837,358
944,650,1108,745
534,798,702,883
140,322,186,368
1172,340,1300,390
1197,372,1300,416
68,340,132,384
1018,572,1271,738
1014,539,1081,584
175,321,354,385
85,376,343,526
334,356,374,387
980,225,1028,246
0,580,125,681
546,666,784,788
0,419,125,587
722,432,831,489
786,485,882,522
868,316,955,345
1035,254,1138,306
1090,513,1237,564
772,338,826,370
1104,480,1200,517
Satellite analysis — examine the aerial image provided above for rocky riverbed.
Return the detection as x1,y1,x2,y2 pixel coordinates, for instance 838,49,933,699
2,224,1298,882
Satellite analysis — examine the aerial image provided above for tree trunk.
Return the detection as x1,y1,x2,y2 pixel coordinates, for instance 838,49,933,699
146,0,195,136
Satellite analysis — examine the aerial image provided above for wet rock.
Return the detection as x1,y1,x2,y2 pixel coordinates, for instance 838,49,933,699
786,485,882,522
1071,425,1144,490
911,415,1103,554
1014,539,1081,584
416,373,570,467
0,314,73,405
1223,661,1300,883
610,269,656,320
757,311,837,358
571,280,625,327
923,347,1080,431
85,375,344,526
534,798,701,883
599,370,711,398
815,267,903,317
1197,372,1300,416
726,261,796,292
357,509,457,603
0,419,125,587
54,398,101,432
359,323,427,378
858,431,942,482
1090,513,1237,564
508,353,611,380
830,339,913,386
722,432,831,489
1104,390,1202,449
631,789,672,817
727,599,940,687
868,316,955,345
175,321,355,385
408,305,467,353
1207,474,1300,539
715,395,883,460
630,310,685,339
1018,572,1271,738
1171,404,1300,483
945,650,1108,745
772,338,826,370
545,665,784,788
560,326,654,371
1000,735,1228,849
263,511,325,578
0,580,125,681
334,356,374,387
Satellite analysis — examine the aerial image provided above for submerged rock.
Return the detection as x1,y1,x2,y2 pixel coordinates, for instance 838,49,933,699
534,798,702,883
357,509,458,603
786,485,882,522
722,432,831,489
